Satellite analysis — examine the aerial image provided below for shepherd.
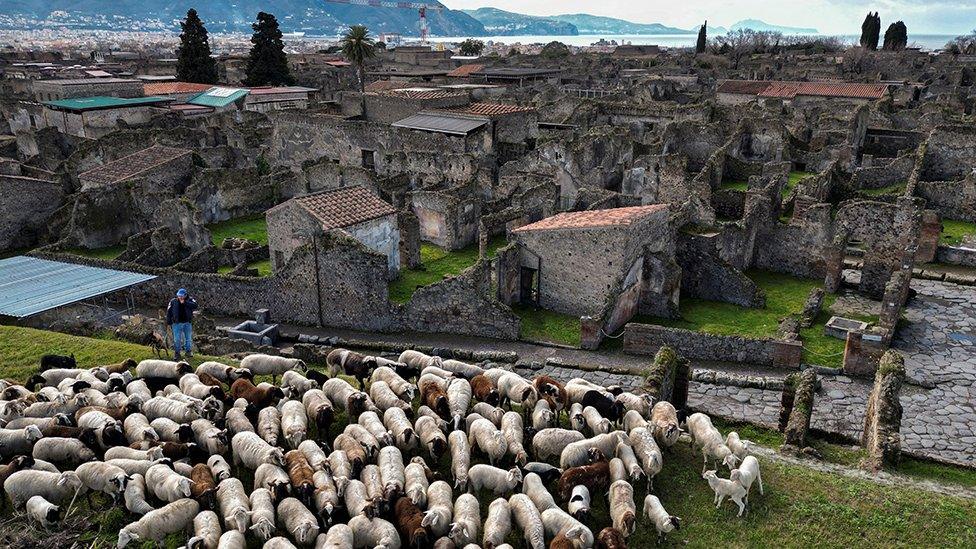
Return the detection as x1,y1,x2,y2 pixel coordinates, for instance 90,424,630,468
166,288,198,360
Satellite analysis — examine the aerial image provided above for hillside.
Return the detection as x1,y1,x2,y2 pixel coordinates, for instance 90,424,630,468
730,19,818,34
0,0,485,36
462,7,578,36
552,13,692,35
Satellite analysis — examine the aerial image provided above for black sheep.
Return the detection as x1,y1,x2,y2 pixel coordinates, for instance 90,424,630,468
39,354,76,371
580,390,625,422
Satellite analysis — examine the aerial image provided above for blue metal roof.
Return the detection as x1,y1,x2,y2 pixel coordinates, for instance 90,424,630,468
0,256,156,317
43,96,171,112
187,87,249,108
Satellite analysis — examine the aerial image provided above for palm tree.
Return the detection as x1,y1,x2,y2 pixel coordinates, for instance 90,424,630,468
341,25,376,93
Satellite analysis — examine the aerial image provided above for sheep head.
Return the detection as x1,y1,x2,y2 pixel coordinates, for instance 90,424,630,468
723,453,739,470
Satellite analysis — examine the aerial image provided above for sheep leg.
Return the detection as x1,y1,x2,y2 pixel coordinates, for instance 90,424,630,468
758,469,764,495
735,495,745,517
701,453,708,475
716,493,725,508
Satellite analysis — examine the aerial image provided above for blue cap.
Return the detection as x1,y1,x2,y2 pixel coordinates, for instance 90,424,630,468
176,288,187,297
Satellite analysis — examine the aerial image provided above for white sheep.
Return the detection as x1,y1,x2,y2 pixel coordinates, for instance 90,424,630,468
232,431,286,469
703,469,748,516
142,396,201,424
31,437,95,467
472,402,505,426
189,510,222,549
298,440,329,472
726,431,752,460
467,464,522,496
25,495,61,529
281,400,308,449
208,455,233,482
239,354,306,379
254,463,291,500
399,349,442,372
105,458,165,477
531,400,554,431
650,401,681,447
448,430,470,491
76,461,129,502
643,494,681,543
500,411,528,465
357,411,391,448
265,537,299,549
122,413,158,446
258,406,282,446
151,417,192,442
378,446,405,503
564,378,610,403
687,413,738,473
559,432,627,469
3,470,85,508
730,455,763,503
449,493,481,546
440,359,485,379
568,485,590,521
216,530,246,549
615,392,654,417
371,367,415,401
615,441,645,483
0,425,43,457
447,378,473,431
342,424,379,459
609,457,627,483
317,523,354,549
582,406,611,435
370,381,411,416
415,415,447,460
311,470,339,523
382,408,414,451
343,479,374,519
521,473,557,513
404,461,429,509
423,480,454,538
482,497,512,549
278,496,320,546
540,508,593,549
496,373,538,410
629,427,663,489
508,493,545,549
192,418,229,455
123,473,155,515
117,498,199,548
134,359,190,379
196,361,243,383
531,428,585,461
347,515,401,549
217,477,252,533
468,417,507,466
282,370,318,398
609,479,637,537
249,487,276,541
327,451,352,497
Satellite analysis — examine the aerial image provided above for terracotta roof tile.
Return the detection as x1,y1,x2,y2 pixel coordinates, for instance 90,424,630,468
440,102,536,117
143,82,213,96
514,205,667,232
295,186,397,231
79,145,192,186
446,64,485,78
716,80,773,95
718,79,889,100
383,89,468,100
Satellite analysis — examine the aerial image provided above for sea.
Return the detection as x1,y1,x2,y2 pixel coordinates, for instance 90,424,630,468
427,33,959,51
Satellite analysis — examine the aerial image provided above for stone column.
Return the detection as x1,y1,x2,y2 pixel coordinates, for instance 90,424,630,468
862,350,905,472
782,368,817,450
639,345,691,409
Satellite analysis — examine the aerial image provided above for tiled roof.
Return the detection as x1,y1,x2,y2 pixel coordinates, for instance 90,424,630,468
383,89,468,100
514,205,667,232
295,186,397,231
79,145,192,186
716,80,773,95
446,64,485,78
365,80,413,92
440,102,536,117
718,80,889,100
247,86,317,95
144,82,213,96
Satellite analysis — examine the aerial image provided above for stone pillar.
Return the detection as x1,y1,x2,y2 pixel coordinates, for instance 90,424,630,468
672,358,691,412
478,222,489,259
640,345,691,408
782,368,817,449
823,233,847,294
579,316,602,350
397,211,421,269
914,210,941,264
862,350,905,471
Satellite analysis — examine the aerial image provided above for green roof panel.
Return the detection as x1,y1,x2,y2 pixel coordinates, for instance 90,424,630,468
188,87,249,108
43,95,171,111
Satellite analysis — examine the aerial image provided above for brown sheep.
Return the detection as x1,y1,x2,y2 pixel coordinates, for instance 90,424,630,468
557,456,611,501
470,375,499,406
103,358,137,375
326,349,377,389
75,404,136,423
333,434,367,476
394,496,430,549
40,425,98,449
285,450,316,503
157,441,208,462
0,455,35,485
595,527,628,549
419,379,451,420
533,375,568,415
550,530,578,549
190,463,216,509
230,378,284,408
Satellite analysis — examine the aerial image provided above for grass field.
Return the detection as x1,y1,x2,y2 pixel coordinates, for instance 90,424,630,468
206,215,269,246
512,305,581,346
62,245,126,261
941,219,976,247
859,182,907,197
388,237,506,303
784,171,813,198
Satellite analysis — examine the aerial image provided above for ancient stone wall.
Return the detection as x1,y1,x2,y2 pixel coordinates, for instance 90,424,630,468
623,323,802,369
914,178,976,223
0,174,65,250
782,368,817,448
920,125,976,182
862,350,905,471
676,232,765,308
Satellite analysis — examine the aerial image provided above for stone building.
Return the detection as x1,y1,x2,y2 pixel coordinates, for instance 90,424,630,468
716,80,889,107
78,145,193,192
267,186,401,276
41,96,172,138
32,77,144,102
243,86,317,113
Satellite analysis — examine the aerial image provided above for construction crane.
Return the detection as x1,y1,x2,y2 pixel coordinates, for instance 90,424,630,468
325,0,444,44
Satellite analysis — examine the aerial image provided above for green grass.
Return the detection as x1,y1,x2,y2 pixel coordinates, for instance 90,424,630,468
206,214,268,246
784,171,813,198
860,182,907,197
388,237,506,304
217,259,273,277
720,180,749,192
941,219,976,247
513,304,581,346
62,245,125,261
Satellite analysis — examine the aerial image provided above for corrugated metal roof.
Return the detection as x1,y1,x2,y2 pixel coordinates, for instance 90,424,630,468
0,256,156,318
188,87,249,107
392,111,489,136
43,96,171,112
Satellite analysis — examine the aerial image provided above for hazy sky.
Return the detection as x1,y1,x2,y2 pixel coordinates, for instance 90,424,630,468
441,0,976,35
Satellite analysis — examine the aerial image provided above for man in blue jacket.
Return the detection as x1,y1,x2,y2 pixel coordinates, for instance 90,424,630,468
166,288,197,360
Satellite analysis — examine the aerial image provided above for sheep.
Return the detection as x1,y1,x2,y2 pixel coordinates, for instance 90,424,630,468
531,429,585,461
402,460,429,509
650,401,680,447
232,431,286,469
196,361,243,384
448,430,470,491
568,485,591,522
282,370,318,399
557,454,611,501
437,358,482,379
240,354,307,381
258,406,282,446
106,458,167,477
278,497,320,546
378,446,406,505
311,470,340,524
326,349,376,388
470,374,499,406
281,400,308,449
299,440,329,472
32,437,95,467
302,389,335,431
192,418,229,455
215,477,251,533
209,455,232,482
25,494,62,529
125,379,153,401
225,408,255,438
629,427,663,489
446,378,472,431
468,417,507,466
500,411,529,466
189,463,217,509
217,530,246,549
347,515,401,549
3,469,85,508
135,359,191,379
502,493,543,549
615,393,654,417
703,470,748,516
559,432,626,469
151,417,193,442
398,350,442,374
730,455,763,503
449,493,480,546
531,400,554,431
419,377,451,420
370,380,412,418
0,425,44,458
482,497,512,549
230,379,285,409
594,527,627,549
76,461,129,502
122,413,158,446
327,450,352,497
343,479,375,519
254,463,291,502
146,463,192,502
371,367,416,402
726,431,752,460
540,508,593,549
564,378,610,403
582,406,611,435
394,495,430,549
496,373,538,411
580,391,625,423
414,415,447,460
180,374,226,401
608,479,637,537
421,366,455,380
120,473,155,515
318,524,354,549
360,465,385,516
467,464,522,496
39,353,77,371
643,494,681,543
383,408,415,451
189,511,223,549
422,480,453,538
520,472,557,513
615,442,644,484
117,498,199,548
284,449,317,505
472,402,505,426
321,379,372,418
142,397,201,424
687,413,738,473
264,538,299,549
0,455,35,486
569,403,585,432
334,432,369,472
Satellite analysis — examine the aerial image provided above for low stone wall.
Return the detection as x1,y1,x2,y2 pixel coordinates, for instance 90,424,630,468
623,323,802,369
782,368,817,448
862,351,905,471
640,346,690,405
935,245,976,267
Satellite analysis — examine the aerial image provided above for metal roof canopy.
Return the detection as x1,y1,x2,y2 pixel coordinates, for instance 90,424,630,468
392,111,488,136
0,256,156,318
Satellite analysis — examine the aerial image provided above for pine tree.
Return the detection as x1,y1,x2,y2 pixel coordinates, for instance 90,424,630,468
696,21,708,54
883,21,908,51
244,12,295,87
176,9,218,84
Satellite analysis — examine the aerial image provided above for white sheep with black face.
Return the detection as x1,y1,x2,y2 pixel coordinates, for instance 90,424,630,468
644,494,681,543
466,464,522,496
25,495,61,529
76,461,129,502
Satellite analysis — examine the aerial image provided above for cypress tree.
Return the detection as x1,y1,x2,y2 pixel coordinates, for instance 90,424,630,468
860,12,872,48
883,21,908,51
244,12,295,87
696,21,708,54
176,9,218,84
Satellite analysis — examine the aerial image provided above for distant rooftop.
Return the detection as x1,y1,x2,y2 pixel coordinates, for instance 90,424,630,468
248,86,317,96
470,67,562,79
43,95,171,112
382,88,467,100
188,86,249,107
35,77,140,86
514,205,667,232
392,111,489,136
79,145,192,186
440,102,535,118
446,64,485,78
717,80,889,100
144,81,213,96
293,186,397,231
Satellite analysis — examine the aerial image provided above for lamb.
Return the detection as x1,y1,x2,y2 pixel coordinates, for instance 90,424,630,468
282,370,319,399
468,417,507,466
531,400,554,431
500,411,529,465
286,450,316,503
650,401,680,447
4,470,85,508
370,380,412,416
347,515,401,549
318,524,354,549
467,464,522,496
122,473,155,515
394,495,430,549
482,497,512,549
32,437,95,467
643,494,681,543
398,350,442,374
25,494,62,529
231,431,286,470
608,479,637,537
230,379,285,409
146,463,192,502
326,349,376,388
278,497,320,546
559,432,626,469
134,359,192,379
0,425,43,457
557,455,611,501
311,470,339,524
448,430,470,491
582,406,611,435
730,455,763,503
531,429,585,461
520,472,557,513
449,493,480,546
472,402,505,426
703,470,748,516
496,373,538,411
687,413,738,473
371,367,416,402
470,374,499,406
151,417,193,442
76,461,128,502
628,427,663,489
254,463,292,501
190,463,217,510
422,480,453,538
281,400,308,449
540,508,593,549
446,378,472,431
615,442,644,484
239,354,307,381
117,498,199,548
378,446,406,505
567,485,590,522
383,408,415,450
343,479,376,519
726,431,752,460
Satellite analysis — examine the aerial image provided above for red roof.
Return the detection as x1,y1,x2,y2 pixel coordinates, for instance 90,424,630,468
383,89,467,100
441,102,536,117
514,205,667,232
718,80,888,100
447,64,485,78
294,186,397,231
143,82,213,96
365,80,413,92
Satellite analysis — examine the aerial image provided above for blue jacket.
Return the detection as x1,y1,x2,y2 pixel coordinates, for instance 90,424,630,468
166,297,197,326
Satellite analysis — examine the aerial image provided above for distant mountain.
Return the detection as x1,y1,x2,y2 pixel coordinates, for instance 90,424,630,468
0,1,484,37
730,19,818,34
551,14,692,35
461,8,578,36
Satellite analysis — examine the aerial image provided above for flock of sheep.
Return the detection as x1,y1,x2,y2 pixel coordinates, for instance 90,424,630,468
0,347,764,549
